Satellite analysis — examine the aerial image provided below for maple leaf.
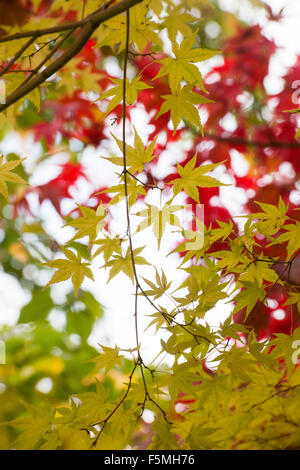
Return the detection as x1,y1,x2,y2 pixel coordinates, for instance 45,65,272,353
150,0,164,16
238,261,279,287
168,154,227,203
75,65,104,96
87,344,124,375
65,204,106,245
142,268,171,300
209,220,234,244
104,246,150,284
162,5,196,42
74,381,110,424
9,402,55,450
284,293,300,312
248,196,288,236
105,128,157,174
149,421,179,450
0,156,27,200
155,83,213,133
93,236,122,263
98,176,146,206
145,310,169,333
99,4,162,52
270,327,300,378
43,247,94,295
134,202,183,248
100,76,151,114
156,31,219,93
187,424,218,450
232,280,266,319
269,222,300,260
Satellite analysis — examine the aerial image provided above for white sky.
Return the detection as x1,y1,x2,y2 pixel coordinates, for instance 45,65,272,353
1,0,300,365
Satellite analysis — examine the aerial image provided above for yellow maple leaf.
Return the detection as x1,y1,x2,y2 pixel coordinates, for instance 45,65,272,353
156,83,213,133
0,156,27,201
169,153,228,203
43,247,94,295
156,31,219,93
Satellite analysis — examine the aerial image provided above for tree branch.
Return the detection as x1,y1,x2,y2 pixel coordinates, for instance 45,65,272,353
0,36,36,78
0,0,133,44
0,0,143,113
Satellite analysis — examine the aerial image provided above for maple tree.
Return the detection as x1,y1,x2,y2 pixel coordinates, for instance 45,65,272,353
0,0,300,451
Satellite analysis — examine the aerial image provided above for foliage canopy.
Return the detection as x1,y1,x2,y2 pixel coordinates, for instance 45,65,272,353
0,0,300,451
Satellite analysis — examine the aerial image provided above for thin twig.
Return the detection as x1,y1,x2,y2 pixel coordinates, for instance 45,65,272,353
0,36,37,78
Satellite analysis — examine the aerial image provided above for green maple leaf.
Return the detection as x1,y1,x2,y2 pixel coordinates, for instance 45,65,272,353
142,268,171,300
74,381,110,423
162,5,196,42
270,327,300,377
156,83,213,133
43,247,94,295
134,202,183,248
100,77,151,115
105,128,157,174
0,156,27,200
209,220,234,243
76,65,104,95
104,246,149,284
232,280,266,319
168,153,227,203
248,196,288,236
99,4,162,53
284,292,300,312
98,176,146,206
156,31,219,93
66,205,106,245
238,261,279,287
269,222,300,260
87,344,123,375
93,236,122,263
149,421,179,450
187,424,218,450
218,345,262,382
9,402,55,450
